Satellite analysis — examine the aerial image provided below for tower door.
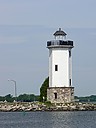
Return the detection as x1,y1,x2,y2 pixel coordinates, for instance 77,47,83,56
54,92,57,99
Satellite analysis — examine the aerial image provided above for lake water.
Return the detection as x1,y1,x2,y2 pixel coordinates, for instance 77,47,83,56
0,111,96,128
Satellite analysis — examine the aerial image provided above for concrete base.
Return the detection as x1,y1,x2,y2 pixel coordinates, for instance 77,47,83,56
47,87,74,103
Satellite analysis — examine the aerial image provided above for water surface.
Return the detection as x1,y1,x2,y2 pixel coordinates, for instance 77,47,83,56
0,111,96,128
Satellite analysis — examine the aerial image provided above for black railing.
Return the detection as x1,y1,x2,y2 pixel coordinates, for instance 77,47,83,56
47,40,73,47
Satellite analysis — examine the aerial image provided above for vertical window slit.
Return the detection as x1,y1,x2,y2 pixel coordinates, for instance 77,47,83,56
55,65,58,71
54,93,57,99
70,79,71,86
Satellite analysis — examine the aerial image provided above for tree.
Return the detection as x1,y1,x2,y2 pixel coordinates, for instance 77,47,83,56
0,96,5,101
17,94,39,102
5,94,13,102
17,94,28,102
40,77,49,102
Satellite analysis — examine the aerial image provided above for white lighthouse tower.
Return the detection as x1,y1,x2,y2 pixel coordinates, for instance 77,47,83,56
47,28,74,103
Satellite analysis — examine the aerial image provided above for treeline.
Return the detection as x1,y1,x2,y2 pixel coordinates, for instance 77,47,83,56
0,94,96,103
0,94,39,102
75,95,96,102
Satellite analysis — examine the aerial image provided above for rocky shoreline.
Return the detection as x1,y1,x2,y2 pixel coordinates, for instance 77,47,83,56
0,101,96,112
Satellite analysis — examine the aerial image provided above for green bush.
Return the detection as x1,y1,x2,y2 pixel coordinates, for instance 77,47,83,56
40,77,49,102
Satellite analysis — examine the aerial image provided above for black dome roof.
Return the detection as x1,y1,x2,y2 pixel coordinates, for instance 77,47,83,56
53,28,67,36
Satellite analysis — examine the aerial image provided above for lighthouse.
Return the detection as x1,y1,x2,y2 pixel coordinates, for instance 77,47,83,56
47,28,74,103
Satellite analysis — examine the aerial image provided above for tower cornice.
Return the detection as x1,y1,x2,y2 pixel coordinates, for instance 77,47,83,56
47,40,74,49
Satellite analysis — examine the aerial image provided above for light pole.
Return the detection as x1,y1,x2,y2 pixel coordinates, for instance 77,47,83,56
8,79,17,101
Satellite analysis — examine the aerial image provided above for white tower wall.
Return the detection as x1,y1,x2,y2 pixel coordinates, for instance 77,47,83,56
69,50,72,85
49,48,72,87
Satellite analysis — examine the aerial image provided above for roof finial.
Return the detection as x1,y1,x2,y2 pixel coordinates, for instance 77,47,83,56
59,28,61,31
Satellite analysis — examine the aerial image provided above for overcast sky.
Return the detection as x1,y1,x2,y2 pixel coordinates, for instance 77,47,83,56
0,0,96,96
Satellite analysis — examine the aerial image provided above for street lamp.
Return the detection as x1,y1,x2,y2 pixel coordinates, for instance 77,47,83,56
8,79,17,101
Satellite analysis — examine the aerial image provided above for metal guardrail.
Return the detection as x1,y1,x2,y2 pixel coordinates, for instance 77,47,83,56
47,40,73,47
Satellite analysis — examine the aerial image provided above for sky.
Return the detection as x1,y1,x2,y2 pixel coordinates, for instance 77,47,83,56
0,0,96,96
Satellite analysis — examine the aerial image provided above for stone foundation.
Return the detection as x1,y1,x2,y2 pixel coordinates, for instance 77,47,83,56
47,87,74,103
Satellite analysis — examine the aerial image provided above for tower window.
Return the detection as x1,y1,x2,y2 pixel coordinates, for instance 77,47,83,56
55,65,58,71
69,51,71,57
54,93,57,99
70,79,71,86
